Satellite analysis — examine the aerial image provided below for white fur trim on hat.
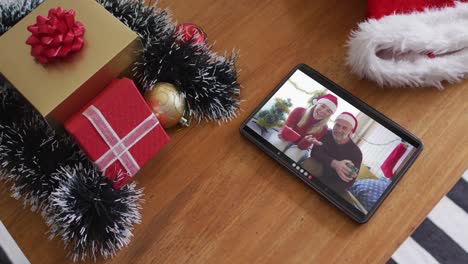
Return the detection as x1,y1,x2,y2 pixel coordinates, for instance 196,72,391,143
336,113,356,129
316,98,337,113
346,1,468,89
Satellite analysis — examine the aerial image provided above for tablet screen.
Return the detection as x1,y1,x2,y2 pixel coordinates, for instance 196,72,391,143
242,66,422,221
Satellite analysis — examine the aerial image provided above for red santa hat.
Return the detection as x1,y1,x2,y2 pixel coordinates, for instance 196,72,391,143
336,112,358,133
346,0,468,89
314,94,338,113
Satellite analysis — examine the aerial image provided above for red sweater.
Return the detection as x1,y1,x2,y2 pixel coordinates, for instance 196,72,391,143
278,107,327,150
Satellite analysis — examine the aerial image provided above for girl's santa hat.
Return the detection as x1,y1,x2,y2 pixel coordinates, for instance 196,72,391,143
346,0,468,89
336,112,358,133
314,94,338,113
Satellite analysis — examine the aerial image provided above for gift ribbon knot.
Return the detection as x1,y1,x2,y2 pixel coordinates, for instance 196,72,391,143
25,7,85,64
83,105,159,177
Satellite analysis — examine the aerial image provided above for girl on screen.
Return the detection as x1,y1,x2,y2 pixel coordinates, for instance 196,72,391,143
277,94,338,159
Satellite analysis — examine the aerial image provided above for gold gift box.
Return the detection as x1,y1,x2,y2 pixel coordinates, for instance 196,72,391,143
0,0,142,125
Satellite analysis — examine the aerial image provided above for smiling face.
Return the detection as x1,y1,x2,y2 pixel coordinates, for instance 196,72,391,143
313,104,334,120
332,119,353,144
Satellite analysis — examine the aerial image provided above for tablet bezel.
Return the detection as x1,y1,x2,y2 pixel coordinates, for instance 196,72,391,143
240,64,423,223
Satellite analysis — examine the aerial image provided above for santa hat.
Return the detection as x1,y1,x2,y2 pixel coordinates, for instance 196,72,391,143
314,94,338,113
336,112,358,133
346,0,468,89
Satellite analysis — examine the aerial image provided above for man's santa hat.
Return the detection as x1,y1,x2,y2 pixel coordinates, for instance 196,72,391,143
346,0,468,89
336,112,358,133
314,94,338,113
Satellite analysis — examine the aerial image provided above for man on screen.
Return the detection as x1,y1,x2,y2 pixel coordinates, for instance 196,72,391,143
303,112,363,194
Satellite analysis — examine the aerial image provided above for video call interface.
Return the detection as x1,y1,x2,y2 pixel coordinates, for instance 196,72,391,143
246,70,417,214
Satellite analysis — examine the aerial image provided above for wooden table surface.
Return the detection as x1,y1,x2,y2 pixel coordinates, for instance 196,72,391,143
1,0,467,263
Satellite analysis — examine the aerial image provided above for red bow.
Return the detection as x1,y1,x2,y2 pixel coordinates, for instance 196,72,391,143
25,7,85,64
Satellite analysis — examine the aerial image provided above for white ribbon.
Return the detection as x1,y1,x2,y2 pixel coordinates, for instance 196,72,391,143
83,105,159,176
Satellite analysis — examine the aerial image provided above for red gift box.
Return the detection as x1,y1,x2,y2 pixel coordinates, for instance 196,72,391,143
65,78,170,189
279,126,301,142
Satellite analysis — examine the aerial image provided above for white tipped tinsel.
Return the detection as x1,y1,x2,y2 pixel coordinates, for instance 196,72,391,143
46,164,143,262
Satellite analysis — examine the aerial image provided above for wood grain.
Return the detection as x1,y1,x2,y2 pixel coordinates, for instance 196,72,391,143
1,0,467,263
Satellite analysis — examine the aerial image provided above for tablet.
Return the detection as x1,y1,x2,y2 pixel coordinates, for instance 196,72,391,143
240,64,423,223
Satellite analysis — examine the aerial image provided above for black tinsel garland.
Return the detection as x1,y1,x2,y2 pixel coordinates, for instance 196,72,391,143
0,0,43,35
133,34,240,121
97,0,240,122
96,0,175,41
0,0,240,261
0,118,81,212
0,78,35,125
46,164,143,261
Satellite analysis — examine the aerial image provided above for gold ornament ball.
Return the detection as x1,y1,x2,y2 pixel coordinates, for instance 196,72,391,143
144,82,186,128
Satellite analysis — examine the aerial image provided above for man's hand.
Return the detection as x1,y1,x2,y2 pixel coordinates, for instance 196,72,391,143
331,160,357,182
